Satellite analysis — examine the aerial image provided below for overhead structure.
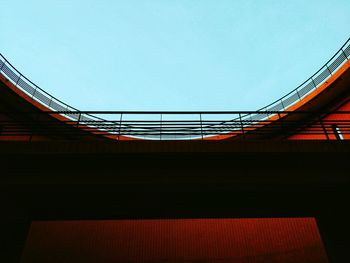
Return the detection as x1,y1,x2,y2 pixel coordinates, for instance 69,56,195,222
1,39,350,263
1,38,350,140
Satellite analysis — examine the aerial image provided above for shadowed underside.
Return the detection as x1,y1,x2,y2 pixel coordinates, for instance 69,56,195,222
1,40,350,263
22,218,328,263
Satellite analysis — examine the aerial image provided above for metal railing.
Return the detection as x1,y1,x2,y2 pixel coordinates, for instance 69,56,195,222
0,38,349,140
0,110,349,140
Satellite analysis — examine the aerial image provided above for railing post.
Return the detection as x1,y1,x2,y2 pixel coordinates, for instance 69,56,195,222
239,113,245,139
15,74,21,86
296,90,301,101
280,100,285,110
200,113,203,140
48,98,52,108
331,124,342,140
118,113,123,140
160,114,162,140
341,48,348,60
76,112,81,129
31,89,37,99
320,118,329,140
326,65,332,75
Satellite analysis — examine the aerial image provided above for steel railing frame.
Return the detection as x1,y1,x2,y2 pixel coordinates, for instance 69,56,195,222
1,110,349,140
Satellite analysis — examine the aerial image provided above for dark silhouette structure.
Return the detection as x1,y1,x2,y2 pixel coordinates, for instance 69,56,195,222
1,38,350,262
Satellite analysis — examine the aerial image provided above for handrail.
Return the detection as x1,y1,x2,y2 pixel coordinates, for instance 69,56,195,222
257,37,350,112
1,110,350,140
0,37,349,139
0,54,105,122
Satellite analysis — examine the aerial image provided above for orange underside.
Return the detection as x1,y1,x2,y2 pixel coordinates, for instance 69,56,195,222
21,218,328,263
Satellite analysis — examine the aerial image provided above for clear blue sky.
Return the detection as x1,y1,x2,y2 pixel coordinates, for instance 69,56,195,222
1,1,350,111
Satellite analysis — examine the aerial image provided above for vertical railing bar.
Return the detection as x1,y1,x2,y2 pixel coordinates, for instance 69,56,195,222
311,78,317,89
239,113,245,139
296,90,301,101
76,112,81,129
280,100,285,111
341,48,348,60
31,88,37,99
331,124,342,140
48,97,52,108
118,113,123,140
160,114,162,140
15,74,21,86
320,118,329,140
326,65,332,76
200,113,203,140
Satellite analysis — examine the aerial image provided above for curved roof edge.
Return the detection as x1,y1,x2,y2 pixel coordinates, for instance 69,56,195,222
0,38,349,140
